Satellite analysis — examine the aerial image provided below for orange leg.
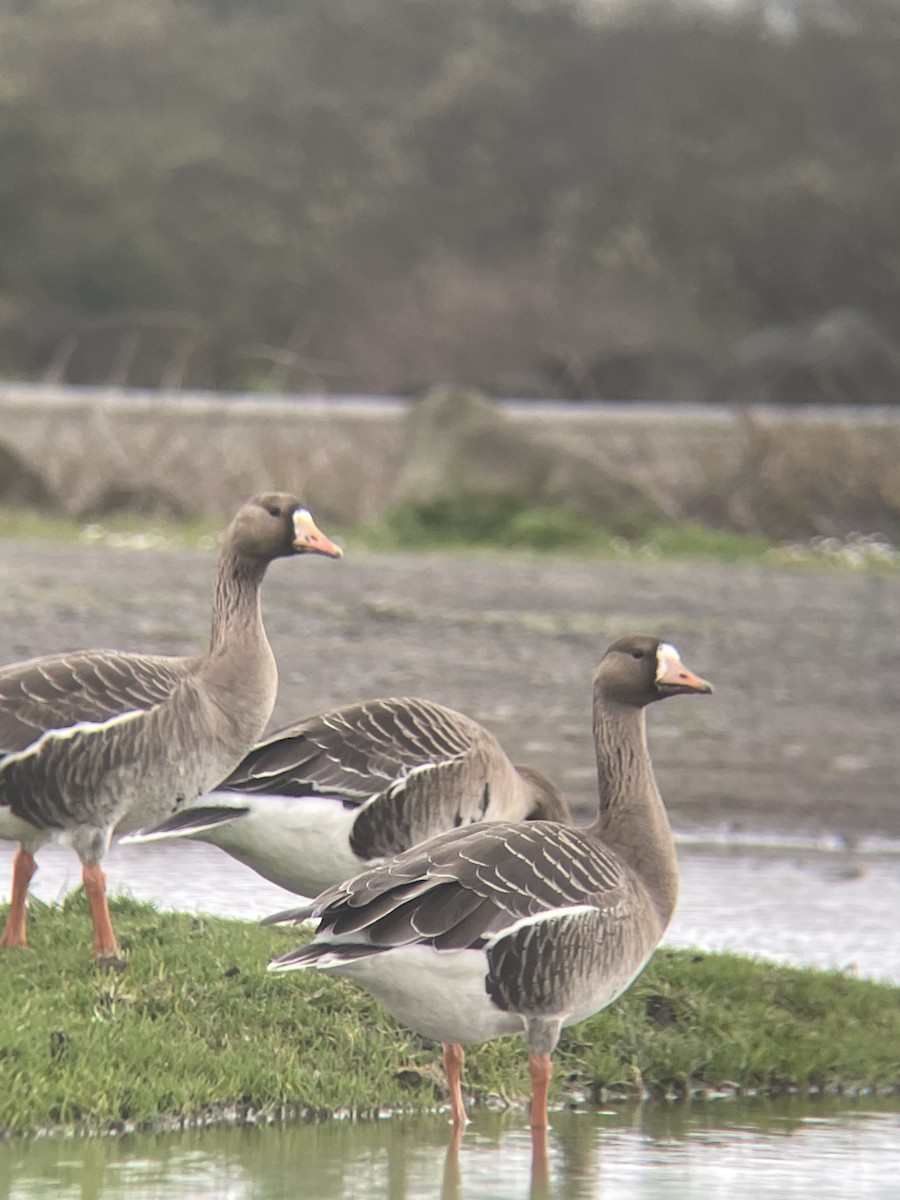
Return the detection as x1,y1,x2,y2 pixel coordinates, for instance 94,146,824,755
528,1053,552,1190
528,1052,552,1129
0,845,37,949
81,863,120,960
442,1041,469,1127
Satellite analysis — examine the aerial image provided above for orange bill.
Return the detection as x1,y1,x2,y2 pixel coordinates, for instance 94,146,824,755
656,643,713,694
292,509,343,558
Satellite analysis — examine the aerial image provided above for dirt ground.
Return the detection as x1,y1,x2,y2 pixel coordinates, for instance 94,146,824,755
1,539,898,841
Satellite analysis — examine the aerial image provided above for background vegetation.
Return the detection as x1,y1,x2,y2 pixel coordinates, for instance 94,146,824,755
0,0,899,395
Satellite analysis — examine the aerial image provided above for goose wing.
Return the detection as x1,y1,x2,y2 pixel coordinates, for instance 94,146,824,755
269,820,633,959
221,696,480,804
0,649,198,753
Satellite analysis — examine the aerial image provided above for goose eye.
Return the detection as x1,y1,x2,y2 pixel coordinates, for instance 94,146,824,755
265,505,281,518
630,649,645,660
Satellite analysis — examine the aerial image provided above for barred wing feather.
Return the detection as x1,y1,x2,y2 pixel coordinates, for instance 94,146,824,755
220,697,475,802
0,650,197,753
309,821,631,952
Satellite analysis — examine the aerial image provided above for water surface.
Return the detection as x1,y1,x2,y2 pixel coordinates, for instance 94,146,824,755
2,1098,897,1199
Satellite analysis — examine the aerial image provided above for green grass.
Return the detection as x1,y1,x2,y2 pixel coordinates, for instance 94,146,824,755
636,523,773,562
4,503,900,569
0,507,219,548
345,502,774,562
569,949,900,1099
0,897,897,1136
0,502,769,563
0,507,91,542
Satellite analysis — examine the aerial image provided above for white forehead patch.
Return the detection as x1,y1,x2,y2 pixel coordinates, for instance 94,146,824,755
292,508,312,531
655,642,682,682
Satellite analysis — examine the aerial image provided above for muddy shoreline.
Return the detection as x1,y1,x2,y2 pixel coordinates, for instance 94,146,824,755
1,540,897,840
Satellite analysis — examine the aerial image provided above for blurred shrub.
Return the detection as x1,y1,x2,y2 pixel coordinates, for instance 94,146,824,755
383,493,614,552
386,493,538,548
500,505,609,552
381,498,772,560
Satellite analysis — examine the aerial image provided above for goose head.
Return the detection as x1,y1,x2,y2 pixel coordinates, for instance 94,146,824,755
596,635,712,708
514,764,572,822
226,493,343,563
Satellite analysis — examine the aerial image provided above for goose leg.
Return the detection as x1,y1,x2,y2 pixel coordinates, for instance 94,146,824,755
525,1016,560,1131
0,845,37,949
442,1041,469,1127
81,864,121,963
528,1053,552,1191
528,1052,552,1129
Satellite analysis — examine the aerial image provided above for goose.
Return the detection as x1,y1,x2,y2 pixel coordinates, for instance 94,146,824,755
265,635,711,1149
121,696,570,898
0,493,341,962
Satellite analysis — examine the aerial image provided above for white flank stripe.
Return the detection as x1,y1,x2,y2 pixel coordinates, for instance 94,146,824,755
3,708,145,765
485,904,597,946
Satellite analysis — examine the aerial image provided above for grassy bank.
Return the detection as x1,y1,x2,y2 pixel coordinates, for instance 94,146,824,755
1,897,897,1137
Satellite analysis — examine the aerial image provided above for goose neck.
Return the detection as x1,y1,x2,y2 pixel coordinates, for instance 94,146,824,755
589,699,679,927
207,547,269,657
199,546,278,745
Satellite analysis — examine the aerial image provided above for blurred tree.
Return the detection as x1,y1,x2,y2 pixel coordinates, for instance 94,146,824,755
0,0,897,393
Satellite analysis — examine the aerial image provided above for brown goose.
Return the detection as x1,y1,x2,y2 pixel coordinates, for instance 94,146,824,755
122,696,569,897
266,636,711,1149
0,493,341,962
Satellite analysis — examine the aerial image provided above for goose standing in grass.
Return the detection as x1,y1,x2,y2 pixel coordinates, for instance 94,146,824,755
0,493,341,963
122,696,569,897
266,636,711,1161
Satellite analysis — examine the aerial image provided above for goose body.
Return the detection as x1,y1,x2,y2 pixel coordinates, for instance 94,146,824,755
267,636,712,1144
0,493,341,960
289,823,662,1049
123,696,569,897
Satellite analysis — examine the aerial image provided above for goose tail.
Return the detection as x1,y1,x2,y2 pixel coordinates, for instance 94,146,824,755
120,801,251,844
268,939,389,972
260,902,318,928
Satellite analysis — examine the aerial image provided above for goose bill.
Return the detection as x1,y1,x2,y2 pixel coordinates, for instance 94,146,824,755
292,510,343,558
655,647,712,695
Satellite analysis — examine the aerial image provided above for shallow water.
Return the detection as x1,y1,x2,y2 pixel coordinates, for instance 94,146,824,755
2,1097,898,1199
3,833,898,981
